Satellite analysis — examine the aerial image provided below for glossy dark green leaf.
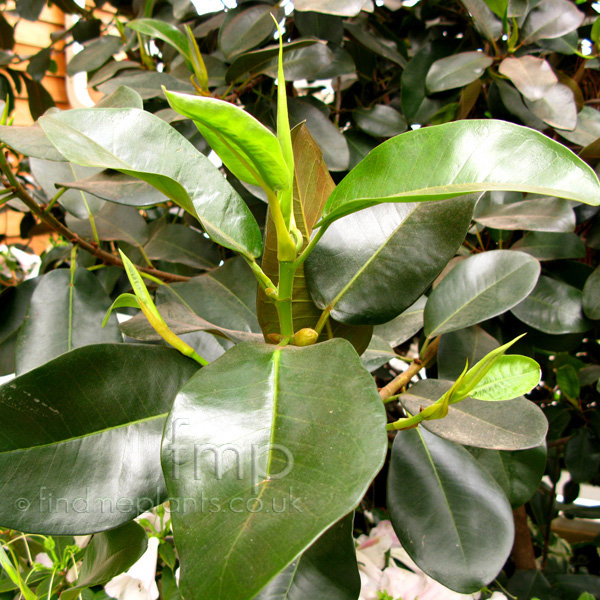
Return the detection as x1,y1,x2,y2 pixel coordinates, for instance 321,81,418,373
59,171,167,208
295,11,344,45
256,124,371,353
467,444,547,508
307,196,476,325
424,250,540,337
522,0,584,43
496,79,547,130
426,51,493,93
39,108,262,258
26,47,52,81
565,429,600,483
373,296,426,348
438,325,499,380
218,5,283,59
288,98,349,172
98,72,194,100
475,197,575,232
66,203,149,245
66,36,123,76
321,120,600,225
258,44,335,81
225,40,318,82
121,302,263,345
144,224,220,270
460,0,503,41
253,514,360,600
89,64,143,90
344,130,378,170
506,570,552,600
354,105,407,138
15,269,121,374
557,363,580,401
23,76,54,121
62,521,148,600
387,427,514,593
30,158,105,219
16,0,45,20
511,275,592,334
401,40,457,123
0,344,198,534
157,257,261,335
0,277,40,347
400,379,548,450
162,339,387,600
551,574,600,600
164,90,290,193
344,23,407,67
512,231,585,261
583,265,600,320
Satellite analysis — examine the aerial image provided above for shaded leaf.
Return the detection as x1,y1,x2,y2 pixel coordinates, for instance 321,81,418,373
66,203,149,245
30,158,105,219
474,197,575,232
307,196,477,325
583,265,600,320
15,269,121,374
424,250,541,337
98,72,194,100
387,427,514,593
374,296,426,348
0,122,65,162
66,36,123,76
253,513,360,600
361,335,397,372
354,105,407,138
557,106,600,147
511,275,592,334
467,444,547,508
565,429,600,483
0,344,198,534
218,5,283,59
295,11,344,45
522,0,584,43
426,51,493,93
512,231,585,261
524,83,577,130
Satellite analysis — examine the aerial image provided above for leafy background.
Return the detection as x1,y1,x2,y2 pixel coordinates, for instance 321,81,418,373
2,0,600,599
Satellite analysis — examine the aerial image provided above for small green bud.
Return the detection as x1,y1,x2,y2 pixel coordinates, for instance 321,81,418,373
293,328,319,346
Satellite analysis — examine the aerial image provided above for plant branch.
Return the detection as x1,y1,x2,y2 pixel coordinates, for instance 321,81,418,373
511,505,537,570
379,336,440,401
0,152,191,283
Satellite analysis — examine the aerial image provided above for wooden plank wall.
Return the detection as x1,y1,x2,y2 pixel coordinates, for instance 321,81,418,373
4,1,116,125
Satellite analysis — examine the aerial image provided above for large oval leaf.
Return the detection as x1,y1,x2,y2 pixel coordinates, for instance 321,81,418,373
320,120,600,225
162,339,387,600
511,275,592,334
15,269,121,374
387,427,514,593
424,250,540,338
466,444,547,508
307,196,477,325
470,355,541,401
583,265,600,320
253,513,360,600
400,379,548,450
0,344,198,534
39,108,262,258
426,51,493,93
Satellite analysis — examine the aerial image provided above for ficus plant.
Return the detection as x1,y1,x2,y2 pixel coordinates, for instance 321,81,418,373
2,1,600,599
1,40,600,599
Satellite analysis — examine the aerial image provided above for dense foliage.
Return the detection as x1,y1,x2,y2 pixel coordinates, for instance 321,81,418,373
2,1,600,599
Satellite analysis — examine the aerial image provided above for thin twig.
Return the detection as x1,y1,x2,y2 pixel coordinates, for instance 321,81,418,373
0,155,191,283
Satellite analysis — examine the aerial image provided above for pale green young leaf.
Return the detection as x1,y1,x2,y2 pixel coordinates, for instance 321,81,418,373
451,334,526,402
102,293,140,328
163,89,290,195
469,354,541,401
119,250,160,319
185,25,208,91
